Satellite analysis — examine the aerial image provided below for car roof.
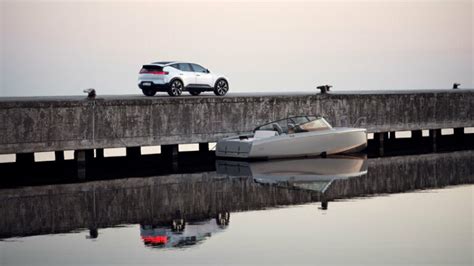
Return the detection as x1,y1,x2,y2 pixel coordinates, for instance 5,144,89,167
151,61,175,65
150,61,186,66
150,61,203,66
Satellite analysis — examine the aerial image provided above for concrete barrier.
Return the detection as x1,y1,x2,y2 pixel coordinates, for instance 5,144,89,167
0,90,472,154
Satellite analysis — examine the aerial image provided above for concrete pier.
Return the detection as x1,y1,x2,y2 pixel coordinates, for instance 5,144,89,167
0,90,472,155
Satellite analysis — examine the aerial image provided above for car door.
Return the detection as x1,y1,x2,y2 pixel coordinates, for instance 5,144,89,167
190,64,213,87
176,63,195,86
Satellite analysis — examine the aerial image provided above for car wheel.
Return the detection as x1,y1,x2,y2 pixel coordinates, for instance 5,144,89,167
168,80,183,96
189,90,201,96
142,88,157,97
214,79,228,96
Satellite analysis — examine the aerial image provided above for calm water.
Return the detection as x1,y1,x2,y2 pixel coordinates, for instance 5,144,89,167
1,151,473,266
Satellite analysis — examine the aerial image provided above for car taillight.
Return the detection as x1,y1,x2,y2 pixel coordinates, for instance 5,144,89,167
139,69,168,75
151,71,168,75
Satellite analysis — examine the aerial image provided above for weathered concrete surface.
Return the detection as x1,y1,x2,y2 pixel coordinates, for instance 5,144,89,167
0,90,472,154
0,150,471,239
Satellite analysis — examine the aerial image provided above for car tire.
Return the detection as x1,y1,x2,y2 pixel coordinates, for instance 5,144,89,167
189,90,201,96
214,79,228,96
168,79,183,96
142,88,157,97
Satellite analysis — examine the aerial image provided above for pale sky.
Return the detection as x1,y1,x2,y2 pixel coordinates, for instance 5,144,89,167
0,0,472,96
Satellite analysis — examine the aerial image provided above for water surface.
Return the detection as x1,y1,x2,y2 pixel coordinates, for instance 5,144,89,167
1,151,472,265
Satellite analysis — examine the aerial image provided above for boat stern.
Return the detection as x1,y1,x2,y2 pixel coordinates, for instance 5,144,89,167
216,137,253,158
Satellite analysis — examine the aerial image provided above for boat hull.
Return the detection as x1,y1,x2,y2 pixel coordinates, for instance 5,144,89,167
216,128,367,159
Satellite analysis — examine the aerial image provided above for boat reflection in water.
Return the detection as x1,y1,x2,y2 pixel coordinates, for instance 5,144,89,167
217,155,367,194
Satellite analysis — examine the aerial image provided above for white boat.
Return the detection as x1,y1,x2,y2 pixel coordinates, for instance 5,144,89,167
216,116,367,160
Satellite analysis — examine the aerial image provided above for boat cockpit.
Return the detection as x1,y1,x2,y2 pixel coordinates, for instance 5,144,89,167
254,116,332,135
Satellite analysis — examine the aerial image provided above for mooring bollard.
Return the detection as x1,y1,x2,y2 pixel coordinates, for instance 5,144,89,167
321,201,328,210
317,85,332,94
83,88,96,98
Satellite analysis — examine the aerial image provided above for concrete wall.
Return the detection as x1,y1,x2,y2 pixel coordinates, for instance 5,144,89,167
0,90,472,154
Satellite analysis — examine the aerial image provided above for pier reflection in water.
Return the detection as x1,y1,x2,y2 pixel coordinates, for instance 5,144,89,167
0,151,472,263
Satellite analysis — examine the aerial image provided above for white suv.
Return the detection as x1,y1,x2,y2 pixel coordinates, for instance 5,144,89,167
138,61,229,97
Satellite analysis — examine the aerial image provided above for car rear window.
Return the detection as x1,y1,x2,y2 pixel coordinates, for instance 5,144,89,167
140,65,164,74
142,65,163,71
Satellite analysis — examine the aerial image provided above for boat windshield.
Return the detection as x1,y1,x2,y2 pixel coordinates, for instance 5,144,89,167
254,116,332,134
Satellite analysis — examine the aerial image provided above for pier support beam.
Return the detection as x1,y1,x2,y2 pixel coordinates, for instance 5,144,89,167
454,128,464,145
162,144,178,160
16,152,34,164
199,142,209,153
454,127,464,136
95,148,104,159
429,129,441,152
162,144,179,170
374,132,387,156
75,149,93,179
126,146,141,159
55,151,64,161
388,131,396,140
412,130,423,140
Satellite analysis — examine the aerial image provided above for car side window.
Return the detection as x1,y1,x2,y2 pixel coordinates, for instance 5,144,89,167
178,63,193,72
190,64,207,73
170,64,180,70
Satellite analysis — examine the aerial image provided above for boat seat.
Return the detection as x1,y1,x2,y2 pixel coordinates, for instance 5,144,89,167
254,130,278,138
272,123,283,135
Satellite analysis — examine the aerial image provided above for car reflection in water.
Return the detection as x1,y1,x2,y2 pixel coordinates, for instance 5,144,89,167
140,212,230,248
217,154,368,209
